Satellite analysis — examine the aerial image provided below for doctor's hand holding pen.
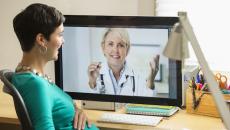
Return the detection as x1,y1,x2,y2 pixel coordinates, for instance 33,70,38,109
146,54,160,90
88,62,102,89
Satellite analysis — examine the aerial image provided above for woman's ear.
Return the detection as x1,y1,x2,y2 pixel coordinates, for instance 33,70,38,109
35,33,47,47
126,48,130,56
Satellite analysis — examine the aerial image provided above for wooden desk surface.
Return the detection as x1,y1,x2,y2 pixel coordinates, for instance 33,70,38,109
0,84,227,130
0,83,19,124
84,107,226,130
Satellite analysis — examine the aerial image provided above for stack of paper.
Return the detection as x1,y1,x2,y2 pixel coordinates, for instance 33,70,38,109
125,104,179,116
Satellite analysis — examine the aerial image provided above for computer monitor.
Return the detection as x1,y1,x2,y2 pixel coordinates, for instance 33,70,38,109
55,15,182,106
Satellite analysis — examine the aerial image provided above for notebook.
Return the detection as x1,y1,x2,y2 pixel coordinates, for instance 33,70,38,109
125,104,179,116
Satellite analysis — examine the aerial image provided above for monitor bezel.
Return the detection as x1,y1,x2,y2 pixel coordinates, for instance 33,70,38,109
55,15,182,106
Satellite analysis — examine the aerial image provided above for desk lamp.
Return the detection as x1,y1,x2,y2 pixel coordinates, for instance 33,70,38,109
163,12,230,130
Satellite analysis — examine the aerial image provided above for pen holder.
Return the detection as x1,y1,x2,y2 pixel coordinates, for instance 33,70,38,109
186,88,230,117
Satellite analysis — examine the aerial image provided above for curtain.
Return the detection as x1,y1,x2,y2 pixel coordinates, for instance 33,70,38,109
156,0,230,72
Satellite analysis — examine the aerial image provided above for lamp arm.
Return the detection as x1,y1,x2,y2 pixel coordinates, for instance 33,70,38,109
179,13,230,130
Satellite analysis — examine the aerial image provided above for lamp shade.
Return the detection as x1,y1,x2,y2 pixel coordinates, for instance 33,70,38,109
163,22,189,60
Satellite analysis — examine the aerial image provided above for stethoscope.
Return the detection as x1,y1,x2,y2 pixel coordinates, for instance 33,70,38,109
99,73,135,95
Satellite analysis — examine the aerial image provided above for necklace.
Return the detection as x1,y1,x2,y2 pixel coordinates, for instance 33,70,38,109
15,64,54,84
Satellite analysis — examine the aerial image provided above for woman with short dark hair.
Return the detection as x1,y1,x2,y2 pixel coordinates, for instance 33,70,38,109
12,3,98,130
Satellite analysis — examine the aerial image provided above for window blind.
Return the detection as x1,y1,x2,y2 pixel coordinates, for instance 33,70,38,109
156,0,230,72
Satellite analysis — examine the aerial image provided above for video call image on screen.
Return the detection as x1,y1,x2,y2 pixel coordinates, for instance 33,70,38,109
62,26,177,99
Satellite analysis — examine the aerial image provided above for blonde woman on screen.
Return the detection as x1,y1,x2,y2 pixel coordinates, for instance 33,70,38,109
88,28,159,96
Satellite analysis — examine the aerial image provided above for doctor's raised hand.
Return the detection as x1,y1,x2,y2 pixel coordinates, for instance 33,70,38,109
88,62,102,88
147,55,160,90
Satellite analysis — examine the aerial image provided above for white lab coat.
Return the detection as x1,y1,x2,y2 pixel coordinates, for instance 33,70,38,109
91,62,154,96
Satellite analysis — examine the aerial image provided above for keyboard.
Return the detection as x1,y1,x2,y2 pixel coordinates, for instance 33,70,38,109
99,113,163,126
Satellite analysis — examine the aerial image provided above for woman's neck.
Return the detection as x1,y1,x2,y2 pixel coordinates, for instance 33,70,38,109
20,52,47,74
109,64,124,81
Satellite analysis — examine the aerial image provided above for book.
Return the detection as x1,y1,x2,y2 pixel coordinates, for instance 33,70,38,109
125,104,179,116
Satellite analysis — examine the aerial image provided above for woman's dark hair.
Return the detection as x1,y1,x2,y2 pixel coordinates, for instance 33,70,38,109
13,3,65,52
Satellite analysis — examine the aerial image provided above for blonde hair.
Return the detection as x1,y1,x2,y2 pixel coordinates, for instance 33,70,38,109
101,28,130,53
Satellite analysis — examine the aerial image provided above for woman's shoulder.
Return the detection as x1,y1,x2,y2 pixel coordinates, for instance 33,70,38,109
12,72,49,91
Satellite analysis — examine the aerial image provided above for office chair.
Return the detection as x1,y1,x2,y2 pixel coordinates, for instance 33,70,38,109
0,69,33,130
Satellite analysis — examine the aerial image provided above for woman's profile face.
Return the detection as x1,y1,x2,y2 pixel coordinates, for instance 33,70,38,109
102,31,128,68
46,24,64,61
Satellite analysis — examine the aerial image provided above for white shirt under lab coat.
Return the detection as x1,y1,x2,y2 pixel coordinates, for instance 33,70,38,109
91,62,155,96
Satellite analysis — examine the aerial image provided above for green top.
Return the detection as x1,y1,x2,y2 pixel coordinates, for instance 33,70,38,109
12,72,98,130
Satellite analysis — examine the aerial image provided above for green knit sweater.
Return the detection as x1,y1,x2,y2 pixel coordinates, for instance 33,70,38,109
12,72,98,130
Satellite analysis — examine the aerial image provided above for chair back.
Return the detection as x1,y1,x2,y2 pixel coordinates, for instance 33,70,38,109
0,69,33,130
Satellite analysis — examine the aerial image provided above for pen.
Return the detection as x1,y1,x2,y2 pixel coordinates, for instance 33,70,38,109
97,62,102,69
192,77,197,90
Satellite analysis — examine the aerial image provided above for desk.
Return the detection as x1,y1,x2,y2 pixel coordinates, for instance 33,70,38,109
0,83,18,124
0,84,227,130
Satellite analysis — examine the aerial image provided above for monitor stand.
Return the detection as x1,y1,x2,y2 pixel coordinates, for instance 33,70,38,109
81,100,126,111
81,100,115,111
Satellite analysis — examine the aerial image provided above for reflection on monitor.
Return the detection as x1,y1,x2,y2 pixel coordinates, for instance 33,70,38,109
55,15,182,106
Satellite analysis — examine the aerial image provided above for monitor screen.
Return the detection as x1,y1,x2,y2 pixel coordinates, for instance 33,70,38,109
55,15,182,106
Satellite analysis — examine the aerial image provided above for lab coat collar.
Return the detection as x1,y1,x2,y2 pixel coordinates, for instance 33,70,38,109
123,62,134,77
